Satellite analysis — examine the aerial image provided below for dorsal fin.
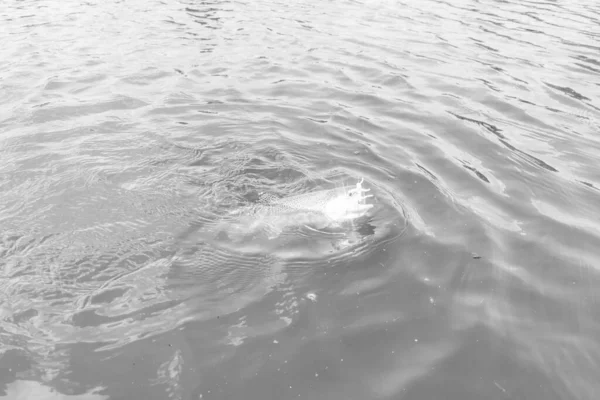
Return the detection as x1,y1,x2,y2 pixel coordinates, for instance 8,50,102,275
258,192,280,204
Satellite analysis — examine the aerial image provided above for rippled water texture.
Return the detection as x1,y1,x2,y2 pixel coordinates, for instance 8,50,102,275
1,0,600,399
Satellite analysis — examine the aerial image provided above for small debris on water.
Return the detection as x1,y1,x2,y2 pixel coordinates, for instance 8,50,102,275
494,381,507,393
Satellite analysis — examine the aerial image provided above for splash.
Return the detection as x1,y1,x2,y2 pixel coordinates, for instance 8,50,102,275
217,178,374,240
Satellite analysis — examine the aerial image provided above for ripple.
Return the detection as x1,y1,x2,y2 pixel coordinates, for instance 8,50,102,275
1,0,600,398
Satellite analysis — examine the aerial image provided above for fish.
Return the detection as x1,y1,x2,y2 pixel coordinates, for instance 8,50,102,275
215,178,374,240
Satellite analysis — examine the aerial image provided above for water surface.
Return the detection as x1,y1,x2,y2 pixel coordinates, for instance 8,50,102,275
1,0,600,399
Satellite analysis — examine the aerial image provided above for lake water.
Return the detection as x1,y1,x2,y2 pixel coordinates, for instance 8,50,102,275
1,0,600,399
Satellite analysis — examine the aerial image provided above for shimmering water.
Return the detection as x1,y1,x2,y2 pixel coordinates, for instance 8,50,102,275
1,0,600,399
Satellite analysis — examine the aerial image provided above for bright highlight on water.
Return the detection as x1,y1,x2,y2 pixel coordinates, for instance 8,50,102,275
216,178,375,240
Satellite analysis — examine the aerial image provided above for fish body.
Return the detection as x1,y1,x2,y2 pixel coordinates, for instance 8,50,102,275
221,179,373,239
